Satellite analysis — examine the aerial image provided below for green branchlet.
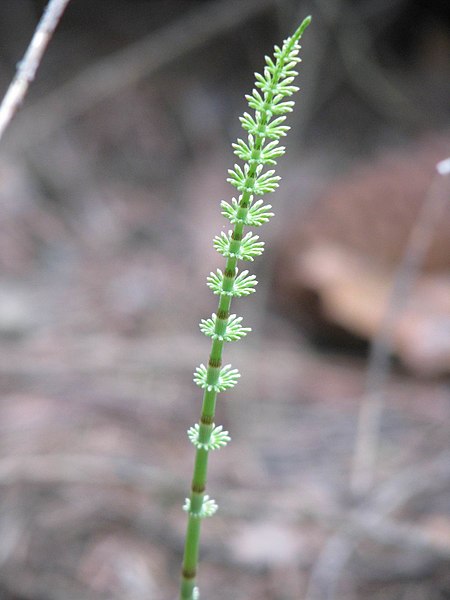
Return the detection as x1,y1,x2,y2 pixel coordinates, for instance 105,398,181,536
183,495,218,519
221,197,274,227
200,313,251,342
194,363,240,393
180,16,311,600
213,230,264,261
187,423,231,450
207,268,258,297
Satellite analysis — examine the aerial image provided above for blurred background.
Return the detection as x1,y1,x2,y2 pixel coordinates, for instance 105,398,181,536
0,0,449,598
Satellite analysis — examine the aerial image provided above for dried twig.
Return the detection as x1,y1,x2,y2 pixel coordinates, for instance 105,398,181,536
0,0,71,143
351,158,450,496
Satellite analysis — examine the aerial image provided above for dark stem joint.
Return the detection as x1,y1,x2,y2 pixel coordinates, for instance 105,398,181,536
191,482,205,493
232,231,243,241
217,309,229,320
201,415,214,425
208,357,222,368
182,568,197,580
224,268,234,278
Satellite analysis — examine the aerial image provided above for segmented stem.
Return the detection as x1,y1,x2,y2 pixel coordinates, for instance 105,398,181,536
180,17,310,600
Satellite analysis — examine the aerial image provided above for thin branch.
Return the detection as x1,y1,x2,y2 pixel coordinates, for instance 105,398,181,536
0,0,71,143
351,159,450,496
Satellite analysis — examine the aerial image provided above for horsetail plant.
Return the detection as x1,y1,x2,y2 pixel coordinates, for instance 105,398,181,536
180,16,311,600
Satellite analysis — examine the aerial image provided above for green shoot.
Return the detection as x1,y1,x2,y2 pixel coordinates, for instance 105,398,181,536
180,16,311,600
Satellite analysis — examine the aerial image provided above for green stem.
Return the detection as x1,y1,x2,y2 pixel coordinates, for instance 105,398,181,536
180,218,255,600
179,17,310,599
179,230,246,600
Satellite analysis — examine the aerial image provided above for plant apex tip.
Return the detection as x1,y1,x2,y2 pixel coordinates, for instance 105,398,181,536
295,15,312,39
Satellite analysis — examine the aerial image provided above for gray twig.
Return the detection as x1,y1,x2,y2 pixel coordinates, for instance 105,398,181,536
351,159,450,496
0,0,71,143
